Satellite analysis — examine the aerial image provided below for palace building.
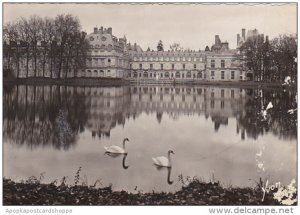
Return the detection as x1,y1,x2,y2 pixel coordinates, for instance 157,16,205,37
5,26,253,81
81,26,248,81
77,27,132,78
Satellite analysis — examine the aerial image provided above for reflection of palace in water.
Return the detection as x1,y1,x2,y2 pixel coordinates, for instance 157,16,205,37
81,86,131,138
3,84,296,149
128,86,247,130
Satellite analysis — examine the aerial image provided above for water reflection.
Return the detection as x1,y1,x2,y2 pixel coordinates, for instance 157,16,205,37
154,166,173,185
105,152,129,170
3,85,297,149
3,84,297,192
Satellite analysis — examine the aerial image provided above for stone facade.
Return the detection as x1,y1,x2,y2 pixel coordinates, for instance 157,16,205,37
77,27,131,78
81,27,246,81
129,50,207,80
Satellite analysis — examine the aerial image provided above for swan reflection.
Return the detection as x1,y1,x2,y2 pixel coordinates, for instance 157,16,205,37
154,165,173,185
104,152,129,169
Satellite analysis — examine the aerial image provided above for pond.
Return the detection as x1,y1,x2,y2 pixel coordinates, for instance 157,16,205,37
3,84,297,193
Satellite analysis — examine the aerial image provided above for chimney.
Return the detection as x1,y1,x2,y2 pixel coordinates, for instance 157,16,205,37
215,35,221,45
237,34,240,47
99,26,103,34
93,27,98,34
107,27,112,35
242,28,246,40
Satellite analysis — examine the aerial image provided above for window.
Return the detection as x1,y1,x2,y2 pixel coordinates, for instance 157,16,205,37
139,64,142,69
172,64,175,69
165,72,169,78
150,64,153,69
194,64,197,69
221,101,224,109
231,90,235,98
133,72,137,77
161,64,163,70
197,72,202,79
221,60,225,68
182,73,185,78
183,64,185,70
143,72,148,78
176,72,180,78
221,71,225,80
108,59,111,63
231,71,235,79
150,73,152,78
211,59,215,68
187,72,191,78
130,64,132,69
221,89,224,98
211,71,215,80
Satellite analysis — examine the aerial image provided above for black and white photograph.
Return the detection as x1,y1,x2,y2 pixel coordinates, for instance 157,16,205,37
1,1,298,211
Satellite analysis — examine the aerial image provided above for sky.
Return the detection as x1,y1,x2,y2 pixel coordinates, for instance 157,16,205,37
3,3,297,50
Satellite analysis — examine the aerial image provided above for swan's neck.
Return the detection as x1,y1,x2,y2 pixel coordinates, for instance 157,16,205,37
168,153,172,166
122,140,127,149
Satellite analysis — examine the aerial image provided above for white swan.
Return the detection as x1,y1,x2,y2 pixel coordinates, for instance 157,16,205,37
152,150,174,167
104,138,129,154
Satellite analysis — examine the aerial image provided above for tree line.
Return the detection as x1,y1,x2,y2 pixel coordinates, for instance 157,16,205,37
3,14,89,79
238,34,297,82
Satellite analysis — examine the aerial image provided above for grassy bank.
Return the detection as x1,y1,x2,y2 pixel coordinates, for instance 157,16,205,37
3,178,285,206
3,77,128,87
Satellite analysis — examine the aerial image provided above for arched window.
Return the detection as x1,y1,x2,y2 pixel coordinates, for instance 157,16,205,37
197,72,202,79
133,71,138,77
100,70,104,77
143,72,148,78
175,72,180,78
187,71,191,78
165,72,169,78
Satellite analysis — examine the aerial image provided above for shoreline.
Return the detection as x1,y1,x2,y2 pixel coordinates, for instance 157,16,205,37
3,77,295,89
3,178,286,206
